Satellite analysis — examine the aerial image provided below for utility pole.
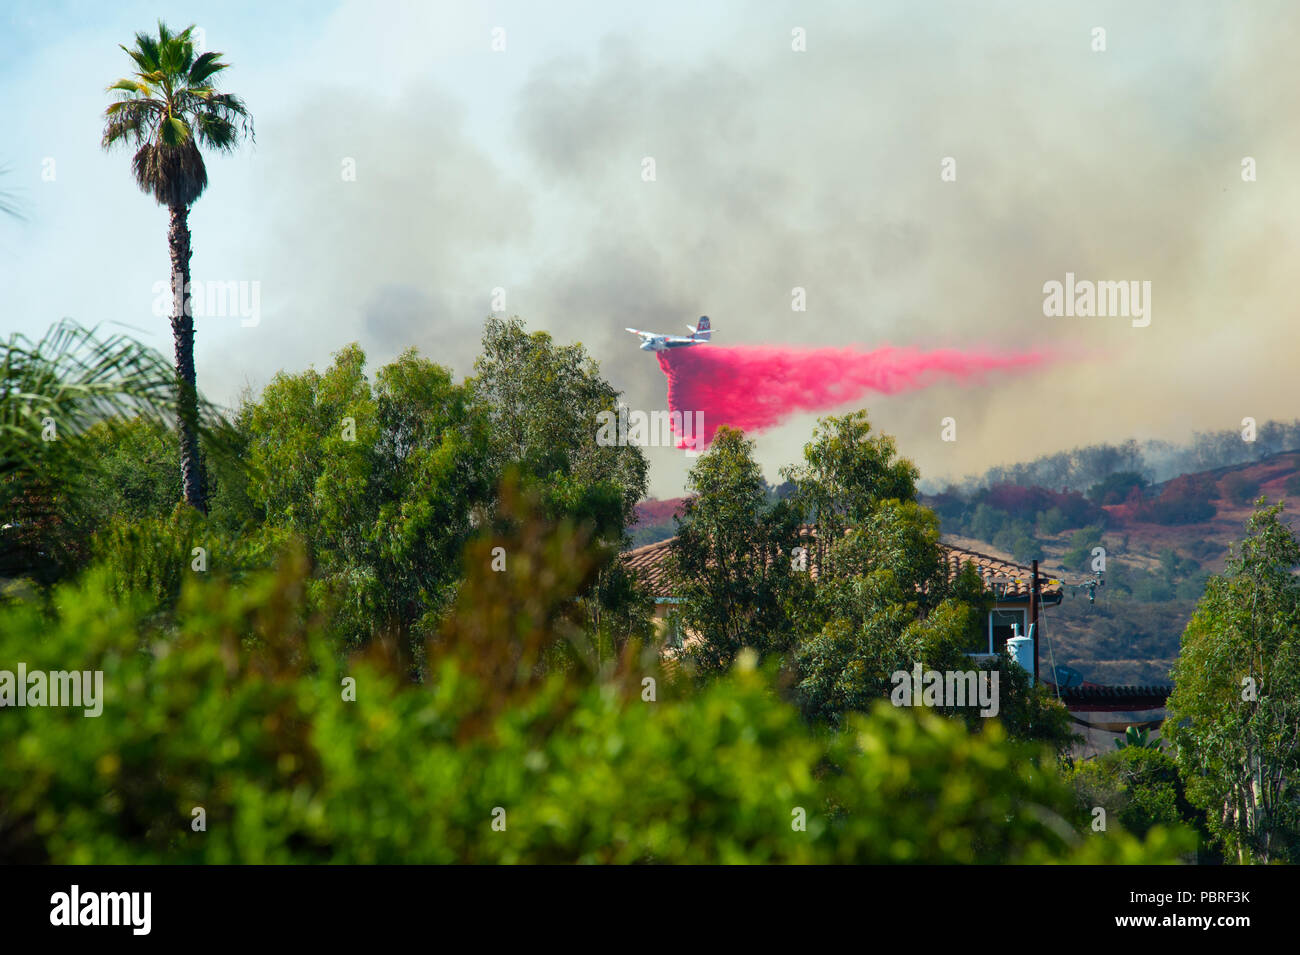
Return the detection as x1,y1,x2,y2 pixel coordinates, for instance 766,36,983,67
1030,558,1040,684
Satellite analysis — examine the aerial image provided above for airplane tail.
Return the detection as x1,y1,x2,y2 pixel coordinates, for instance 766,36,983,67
689,315,712,341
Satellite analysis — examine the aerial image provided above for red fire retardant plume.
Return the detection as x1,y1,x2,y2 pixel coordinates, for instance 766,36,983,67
656,344,1047,450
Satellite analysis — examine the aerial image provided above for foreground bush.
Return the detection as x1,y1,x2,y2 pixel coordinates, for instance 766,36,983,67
0,518,1193,863
1067,746,1204,848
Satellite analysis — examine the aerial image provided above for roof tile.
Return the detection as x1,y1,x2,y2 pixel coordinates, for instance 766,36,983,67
622,525,1065,601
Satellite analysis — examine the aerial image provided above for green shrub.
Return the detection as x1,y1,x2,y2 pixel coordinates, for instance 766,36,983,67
1068,746,1200,844
1087,472,1147,506
0,546,1192,864
1219,473,1261,505
89,504,290,616
1037,506,1069,536
1061,524,1106,573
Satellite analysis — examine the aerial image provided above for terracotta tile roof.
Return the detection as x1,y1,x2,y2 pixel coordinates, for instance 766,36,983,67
938,542,1064,600
622,525,1064,602
622,537,677,599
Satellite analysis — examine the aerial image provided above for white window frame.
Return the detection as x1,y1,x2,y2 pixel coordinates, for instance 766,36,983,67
987,608,1027,655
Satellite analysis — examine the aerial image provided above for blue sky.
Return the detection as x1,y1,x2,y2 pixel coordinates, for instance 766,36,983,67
2,1,1298,496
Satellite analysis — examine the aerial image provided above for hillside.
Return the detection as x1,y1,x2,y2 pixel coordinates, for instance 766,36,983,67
1006,453,1300,684
1091,451,1300,571
629,496,687,547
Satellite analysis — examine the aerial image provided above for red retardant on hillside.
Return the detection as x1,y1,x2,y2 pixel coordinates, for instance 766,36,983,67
656,344,1047,450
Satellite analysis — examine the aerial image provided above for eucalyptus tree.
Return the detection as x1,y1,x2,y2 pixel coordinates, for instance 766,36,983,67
101,21,252,511
1166,500,1300,864
669,426,805,674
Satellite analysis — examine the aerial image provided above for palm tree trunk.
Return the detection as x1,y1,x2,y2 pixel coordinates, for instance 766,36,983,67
168,205,205,512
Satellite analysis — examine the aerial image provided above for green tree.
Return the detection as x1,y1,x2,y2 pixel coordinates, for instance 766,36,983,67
781,410,918,579
90,503,289,618
1166,499,1300,863
1038,506,1069,536
781,413,1071,746
967,502,1009,543
1061,524,1105,573
102,21,253,511
468,317,647,538
792,503,1073,748
794,500,984,722
783,414,966,722
470,318,652,652
670,426,804,674
240,344,492,657
79,417,178,525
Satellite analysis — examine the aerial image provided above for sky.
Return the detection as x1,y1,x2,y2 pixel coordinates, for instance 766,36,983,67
2,0,1298,498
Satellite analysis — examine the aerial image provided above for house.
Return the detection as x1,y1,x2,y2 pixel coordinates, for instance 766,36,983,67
624,526,1174,754
621,526,1065,658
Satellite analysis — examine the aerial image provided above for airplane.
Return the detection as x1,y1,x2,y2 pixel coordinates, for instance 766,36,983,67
625,315,712,352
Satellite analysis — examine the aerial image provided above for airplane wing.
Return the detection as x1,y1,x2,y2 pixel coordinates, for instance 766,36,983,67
625,327,657,339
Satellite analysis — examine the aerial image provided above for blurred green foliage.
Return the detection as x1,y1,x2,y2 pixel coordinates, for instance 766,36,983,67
0,507,1190,863
1067,746,1207,853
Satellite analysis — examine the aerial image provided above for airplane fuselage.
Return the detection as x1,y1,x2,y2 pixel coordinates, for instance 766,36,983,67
639,337,698,351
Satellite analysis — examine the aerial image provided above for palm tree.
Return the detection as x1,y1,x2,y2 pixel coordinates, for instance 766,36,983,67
101,21,252,512
1,320,180,583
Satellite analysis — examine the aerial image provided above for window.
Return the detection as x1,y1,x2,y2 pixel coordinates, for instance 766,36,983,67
988,609,1026,655
665,610,685,649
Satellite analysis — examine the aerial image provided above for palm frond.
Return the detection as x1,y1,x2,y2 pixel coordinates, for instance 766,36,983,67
125,32,160,72
193,112,242,151
0,165,23,221
188,51,227,87
160,114,192,146
107,78,148,96
0,320,235,581
101,99,161,148
1,320,176,454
